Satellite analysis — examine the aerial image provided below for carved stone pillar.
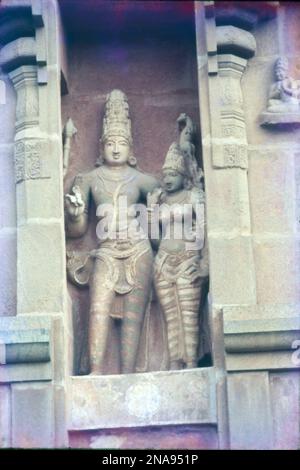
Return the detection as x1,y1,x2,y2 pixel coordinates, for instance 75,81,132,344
0,0,69,448
216,55,248,170
197,0,299,451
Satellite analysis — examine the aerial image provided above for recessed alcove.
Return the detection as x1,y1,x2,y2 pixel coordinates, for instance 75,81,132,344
59,0,211,377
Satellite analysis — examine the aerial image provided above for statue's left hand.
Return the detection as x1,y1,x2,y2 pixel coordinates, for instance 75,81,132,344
147,188,164,206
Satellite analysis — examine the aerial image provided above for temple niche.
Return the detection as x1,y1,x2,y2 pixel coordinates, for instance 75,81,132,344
61,1,210,376
1,0,300,451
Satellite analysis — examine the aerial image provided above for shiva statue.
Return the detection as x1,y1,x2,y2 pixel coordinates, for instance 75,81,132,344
65,89,159,375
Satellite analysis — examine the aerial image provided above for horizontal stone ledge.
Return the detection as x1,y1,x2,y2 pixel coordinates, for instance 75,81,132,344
0,361,52,383
224,331,300,353
70,368,217,431
2,342,50,364
223,304,300,324
0,314,51,332
226,350,300,372
0,37,37,72
0,316,51,365
260,112,300,129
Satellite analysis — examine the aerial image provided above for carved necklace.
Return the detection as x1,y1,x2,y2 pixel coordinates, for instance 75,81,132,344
99,165,134,181
165,189,189,205
97,166,136,197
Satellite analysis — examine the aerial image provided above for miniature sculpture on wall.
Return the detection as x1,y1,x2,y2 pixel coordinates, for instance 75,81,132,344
260,57,300,127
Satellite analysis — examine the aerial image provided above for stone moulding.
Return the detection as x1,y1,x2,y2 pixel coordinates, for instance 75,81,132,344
0,317,51,365
0,0,47,84
216,25,256,59
260,112,300,127
223,305,300,371
70,368,217,431
0,37,37,72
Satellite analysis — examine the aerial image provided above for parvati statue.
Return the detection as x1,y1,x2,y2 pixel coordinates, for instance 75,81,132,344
148,142,209,370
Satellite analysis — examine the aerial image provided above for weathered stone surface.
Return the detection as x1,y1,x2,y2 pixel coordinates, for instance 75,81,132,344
0,231,16,316
0,74,16,144
204,165,251,233
226,351,300,372
248,147,295,234
260,112,300,127
0,37,37,72
11,383,54,448
0,362,52,383
254,15,280,58
270,372,300,449
223,304,300,332
0,385,11,448
0,315,51,364
69,425,219,450
70,368,217,430
280,3,300,56
17,223,65,313
227,372,273,449
14,138,50,184
53,385,68,447
0,145,17,229
223,304,300,356
294,151,300,233
253,236,300,305
208,236,256,305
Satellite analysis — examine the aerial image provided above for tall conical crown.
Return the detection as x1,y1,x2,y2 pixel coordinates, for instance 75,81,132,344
101,89,132,144
162,142,188,176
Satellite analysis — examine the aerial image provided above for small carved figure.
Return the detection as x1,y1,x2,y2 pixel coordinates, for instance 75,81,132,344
65,90,160,375
260,57,300,126
177,113,204,188
266,57,300,114
148,142,209,370
63,118,77,177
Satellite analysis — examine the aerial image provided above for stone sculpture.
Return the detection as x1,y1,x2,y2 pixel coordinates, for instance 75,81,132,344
65,89,159,375
177,113,204,188
148,139,209,370
260,57,300,126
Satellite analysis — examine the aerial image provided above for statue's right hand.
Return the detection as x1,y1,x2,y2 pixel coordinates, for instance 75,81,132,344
65,186,85,219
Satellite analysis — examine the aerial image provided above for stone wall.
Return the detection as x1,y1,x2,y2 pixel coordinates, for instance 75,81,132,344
0,0,299,450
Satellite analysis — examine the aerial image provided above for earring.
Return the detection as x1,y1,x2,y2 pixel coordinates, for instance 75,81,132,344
128,155,137,166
